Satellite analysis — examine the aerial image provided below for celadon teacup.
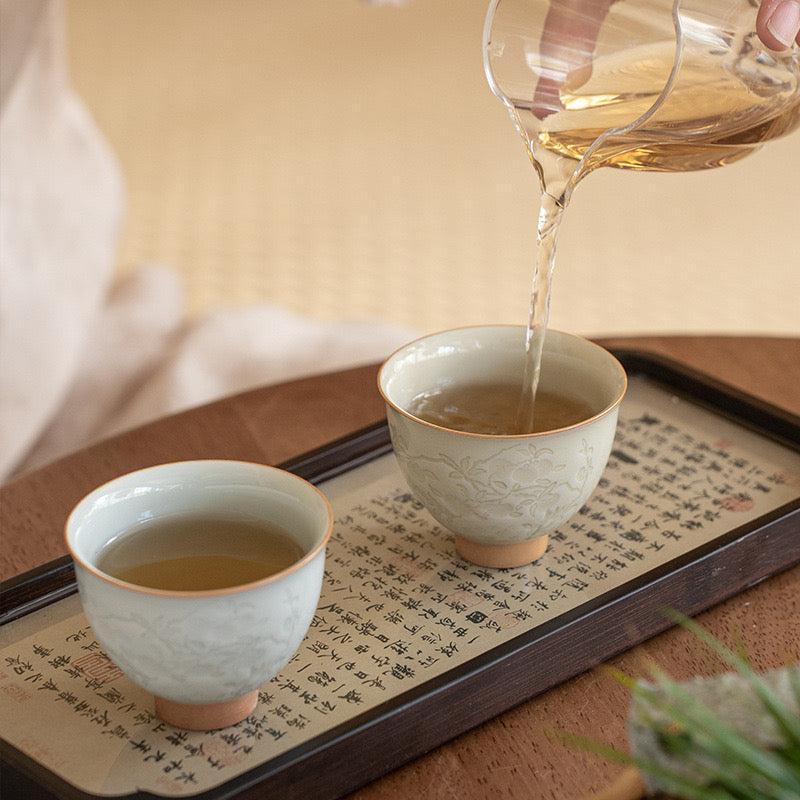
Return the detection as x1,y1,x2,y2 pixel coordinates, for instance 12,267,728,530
65,460,332,731
378,326,626,568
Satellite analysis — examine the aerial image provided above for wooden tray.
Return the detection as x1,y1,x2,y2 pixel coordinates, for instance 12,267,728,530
2,352,799,800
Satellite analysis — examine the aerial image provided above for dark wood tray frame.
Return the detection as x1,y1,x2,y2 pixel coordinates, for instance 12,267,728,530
2,351,800,800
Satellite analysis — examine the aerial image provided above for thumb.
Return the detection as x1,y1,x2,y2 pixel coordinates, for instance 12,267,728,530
756,0,800,50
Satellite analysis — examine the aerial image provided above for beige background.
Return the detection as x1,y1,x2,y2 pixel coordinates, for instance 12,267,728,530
66,0,800,337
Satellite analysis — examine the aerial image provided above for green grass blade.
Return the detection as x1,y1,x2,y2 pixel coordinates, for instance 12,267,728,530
632,669,800,797
662,611,800,750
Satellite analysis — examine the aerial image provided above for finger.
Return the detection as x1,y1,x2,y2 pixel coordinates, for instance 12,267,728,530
533,0,616,118
756,0,800,50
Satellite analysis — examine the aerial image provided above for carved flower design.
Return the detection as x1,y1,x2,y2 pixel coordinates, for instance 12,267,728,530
390,423,596,542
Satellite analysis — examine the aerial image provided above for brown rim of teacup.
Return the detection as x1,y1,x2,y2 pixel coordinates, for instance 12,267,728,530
64,460,334,599
377,325,628,440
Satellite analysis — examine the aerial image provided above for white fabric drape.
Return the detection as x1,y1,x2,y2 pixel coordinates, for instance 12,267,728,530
0,0,414,483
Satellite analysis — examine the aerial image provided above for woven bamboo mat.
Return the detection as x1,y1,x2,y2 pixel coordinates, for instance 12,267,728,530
66,0,800,336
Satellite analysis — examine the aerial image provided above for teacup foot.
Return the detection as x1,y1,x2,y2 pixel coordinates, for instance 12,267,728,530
454,534,549,568
155,690,259,731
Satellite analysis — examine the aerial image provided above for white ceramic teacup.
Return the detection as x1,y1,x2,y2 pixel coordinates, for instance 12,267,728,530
378,326,626,568
66,460,332,731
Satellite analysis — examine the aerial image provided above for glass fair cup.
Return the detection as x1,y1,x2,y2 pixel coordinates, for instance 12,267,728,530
484,0,800,204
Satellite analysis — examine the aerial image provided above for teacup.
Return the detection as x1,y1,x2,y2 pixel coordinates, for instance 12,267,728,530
65,460,332,731
378,326,626,568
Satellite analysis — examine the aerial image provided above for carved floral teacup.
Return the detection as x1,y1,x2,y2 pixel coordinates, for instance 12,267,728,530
378,326,626,568
66,460,332,731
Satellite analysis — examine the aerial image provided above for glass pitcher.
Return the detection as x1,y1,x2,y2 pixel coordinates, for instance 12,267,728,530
483,0,800,205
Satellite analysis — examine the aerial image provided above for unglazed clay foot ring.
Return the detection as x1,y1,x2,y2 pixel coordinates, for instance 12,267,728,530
454,534,549,568
155,690,259,731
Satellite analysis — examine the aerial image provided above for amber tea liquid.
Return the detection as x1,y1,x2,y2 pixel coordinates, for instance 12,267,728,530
408,381,593,435
97,516,304,591
534,44,800,177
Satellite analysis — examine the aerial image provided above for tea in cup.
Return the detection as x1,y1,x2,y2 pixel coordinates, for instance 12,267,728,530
378,326,626,568
66,460,332,730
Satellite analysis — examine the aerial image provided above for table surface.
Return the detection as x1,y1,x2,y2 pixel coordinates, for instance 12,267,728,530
2,335,799,800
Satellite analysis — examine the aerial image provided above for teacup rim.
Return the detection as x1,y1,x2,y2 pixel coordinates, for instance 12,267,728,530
377,325,627,439
65,459,333,599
